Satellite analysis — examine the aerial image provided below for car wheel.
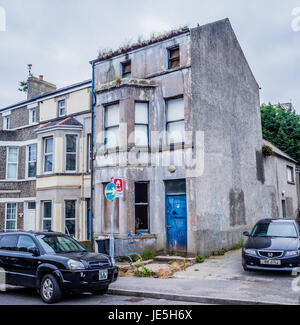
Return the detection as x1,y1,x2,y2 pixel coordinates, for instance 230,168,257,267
92,285,109,295
40,274,62,304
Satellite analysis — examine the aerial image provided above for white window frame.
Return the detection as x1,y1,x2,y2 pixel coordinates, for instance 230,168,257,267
104,103,120,150
165,96,185,145
3,115,11,130
6,147,19,180
134,101,149,148
5,203,17,232
287,165,295,183
65,134,78,172
64,200,77,238
29,108,37,125
26,144,37,179
43,137,54,174
58,99,66,117
42,201,52,231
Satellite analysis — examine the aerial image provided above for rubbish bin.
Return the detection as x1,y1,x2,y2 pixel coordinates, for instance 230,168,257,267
96,236,110,255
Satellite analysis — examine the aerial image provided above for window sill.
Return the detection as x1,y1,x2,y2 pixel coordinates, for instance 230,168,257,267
287,181,296,185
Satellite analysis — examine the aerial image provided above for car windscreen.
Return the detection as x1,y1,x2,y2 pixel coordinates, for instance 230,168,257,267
251,222,298,238
36,235,87,254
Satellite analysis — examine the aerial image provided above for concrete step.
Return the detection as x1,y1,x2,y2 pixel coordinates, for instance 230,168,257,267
155,256,196,263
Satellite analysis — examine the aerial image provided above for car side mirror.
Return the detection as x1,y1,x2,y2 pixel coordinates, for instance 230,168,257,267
243,231,250,237
28,247,40,256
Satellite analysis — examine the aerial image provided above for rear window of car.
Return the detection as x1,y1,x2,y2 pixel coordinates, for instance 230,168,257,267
252,222,298,238
0,235,18,251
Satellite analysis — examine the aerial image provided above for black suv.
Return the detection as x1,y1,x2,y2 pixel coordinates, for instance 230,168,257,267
0,231,118,303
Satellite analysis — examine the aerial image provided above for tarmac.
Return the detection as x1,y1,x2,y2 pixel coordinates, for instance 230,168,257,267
109,249,300,305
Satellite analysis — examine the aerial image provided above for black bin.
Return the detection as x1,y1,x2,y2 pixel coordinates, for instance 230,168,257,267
96,237,110,255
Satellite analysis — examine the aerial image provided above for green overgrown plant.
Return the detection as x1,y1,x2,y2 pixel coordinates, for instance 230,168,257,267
141,249,156,260
196,251,204,263
134,263,153,277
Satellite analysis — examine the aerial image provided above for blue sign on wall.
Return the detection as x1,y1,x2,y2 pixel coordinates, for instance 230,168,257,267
105,183,118,201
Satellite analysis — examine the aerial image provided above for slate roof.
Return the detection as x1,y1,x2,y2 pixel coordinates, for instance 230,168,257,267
37,116,83,131
263,139,297,163
0,79,91,113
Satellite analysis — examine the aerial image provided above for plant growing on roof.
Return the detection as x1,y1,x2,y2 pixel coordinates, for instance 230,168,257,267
262,145,274,157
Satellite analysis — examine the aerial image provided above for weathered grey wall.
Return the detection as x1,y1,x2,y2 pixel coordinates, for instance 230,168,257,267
189,19,276,255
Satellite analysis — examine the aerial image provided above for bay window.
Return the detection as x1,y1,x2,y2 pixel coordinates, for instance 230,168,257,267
104,103,119,149
44,137,53,173
135,102,149,147
66,135,77,171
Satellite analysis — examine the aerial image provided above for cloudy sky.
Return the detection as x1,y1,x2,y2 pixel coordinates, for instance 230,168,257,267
0,0,300,113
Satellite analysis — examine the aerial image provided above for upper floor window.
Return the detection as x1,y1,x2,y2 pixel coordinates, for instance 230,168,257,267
58,99,66,117
121,60,131,78
44,137,53,173
135,102,149,147
66,135,77,171
168,46,180,69
287,166,295,183
166,97,184,145
27,144,37,178
3,115,10,130
29,108,37,124
6,147,18,179
104,103,119,149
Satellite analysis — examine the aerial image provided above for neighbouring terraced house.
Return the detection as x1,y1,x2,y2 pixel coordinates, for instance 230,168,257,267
0,75,92,241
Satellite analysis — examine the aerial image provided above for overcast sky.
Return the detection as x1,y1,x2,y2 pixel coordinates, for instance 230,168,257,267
0,0,300,113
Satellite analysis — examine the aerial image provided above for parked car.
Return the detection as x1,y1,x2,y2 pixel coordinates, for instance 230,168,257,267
0,231,118,303
242,219,300,272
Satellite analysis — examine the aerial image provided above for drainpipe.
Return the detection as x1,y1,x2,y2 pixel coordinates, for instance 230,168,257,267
90,62,95,249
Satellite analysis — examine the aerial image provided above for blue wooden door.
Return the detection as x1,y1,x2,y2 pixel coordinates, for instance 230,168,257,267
166,195,187,251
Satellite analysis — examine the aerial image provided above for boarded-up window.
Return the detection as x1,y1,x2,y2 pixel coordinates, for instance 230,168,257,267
168,46,180,69
103,183,119,233
122,61,131,78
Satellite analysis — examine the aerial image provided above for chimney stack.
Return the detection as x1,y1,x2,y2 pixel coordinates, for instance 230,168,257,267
27,75,56,99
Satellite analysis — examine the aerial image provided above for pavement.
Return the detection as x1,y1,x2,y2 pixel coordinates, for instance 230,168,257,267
0,286,203,305
110,249,300,305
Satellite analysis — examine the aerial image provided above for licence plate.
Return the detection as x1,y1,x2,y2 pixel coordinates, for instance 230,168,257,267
99,269,108,280
260,259,281,265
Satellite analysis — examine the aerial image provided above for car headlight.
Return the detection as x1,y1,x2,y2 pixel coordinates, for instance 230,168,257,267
285,250,300,257
67,259,85,270
244,249,256,255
